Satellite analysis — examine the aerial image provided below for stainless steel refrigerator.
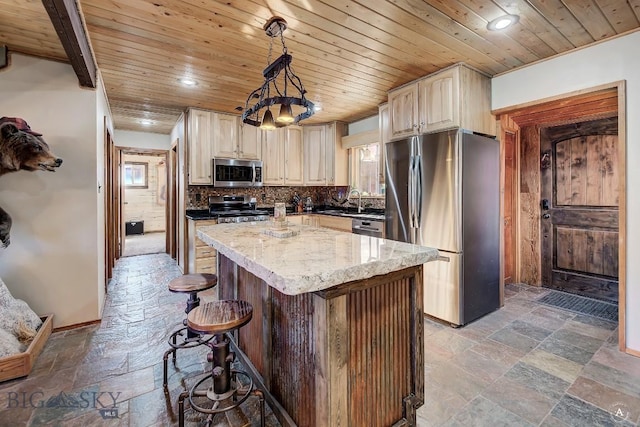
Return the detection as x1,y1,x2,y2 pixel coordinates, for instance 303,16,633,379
385,129,500,326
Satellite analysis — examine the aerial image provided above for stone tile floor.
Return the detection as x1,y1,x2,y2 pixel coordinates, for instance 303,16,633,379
419,283,640,427
0,254,279,427
123,232,166,257
0,253,639,426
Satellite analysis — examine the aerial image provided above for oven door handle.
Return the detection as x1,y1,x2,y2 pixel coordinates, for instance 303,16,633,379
251,164,256,186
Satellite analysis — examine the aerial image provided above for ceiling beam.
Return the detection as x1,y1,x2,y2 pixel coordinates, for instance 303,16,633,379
0,45,7,69
42,0,96,88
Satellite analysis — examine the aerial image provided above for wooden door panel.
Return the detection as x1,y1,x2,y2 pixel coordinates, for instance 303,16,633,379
551,209,618,227
555,227,617,276
541,117,619,303
555,135,618,207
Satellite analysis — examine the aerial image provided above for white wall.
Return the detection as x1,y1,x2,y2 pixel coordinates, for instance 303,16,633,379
123,154,167,232
114,129,171,150
492,30,640,352
348,115,378,135
0,54,104,328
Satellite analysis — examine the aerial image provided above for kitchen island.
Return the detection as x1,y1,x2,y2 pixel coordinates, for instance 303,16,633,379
197,222,438,427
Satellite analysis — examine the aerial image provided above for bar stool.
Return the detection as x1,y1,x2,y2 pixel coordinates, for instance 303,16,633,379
178,300,264,427
163,273,218,389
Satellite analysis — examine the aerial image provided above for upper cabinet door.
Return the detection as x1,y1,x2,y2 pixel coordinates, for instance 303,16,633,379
238,124,262,160
212,113,239,158
389,83,419,139
421,67,460,133
327,122,349,186
303,125,327,185
262,129,284,185
188,109,213,185
378,103,390,185
285,126,304,185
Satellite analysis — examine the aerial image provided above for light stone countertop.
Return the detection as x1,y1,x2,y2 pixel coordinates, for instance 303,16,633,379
197,222,439,296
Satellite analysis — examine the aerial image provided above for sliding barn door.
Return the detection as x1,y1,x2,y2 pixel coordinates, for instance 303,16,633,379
540,117,619,302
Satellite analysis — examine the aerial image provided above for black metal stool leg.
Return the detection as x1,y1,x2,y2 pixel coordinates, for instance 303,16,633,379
185,291,200,339
178,391,189,427
172,332,178,363
162,347,176,389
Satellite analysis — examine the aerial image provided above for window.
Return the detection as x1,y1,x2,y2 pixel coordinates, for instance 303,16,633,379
124,162,148,188
349,143,383,197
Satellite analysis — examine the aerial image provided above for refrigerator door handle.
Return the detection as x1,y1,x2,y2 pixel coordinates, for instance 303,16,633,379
415,155,422,227
408,154,415,230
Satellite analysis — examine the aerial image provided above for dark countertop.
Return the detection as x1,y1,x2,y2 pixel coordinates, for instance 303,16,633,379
186,206,385,222
185,209,216,220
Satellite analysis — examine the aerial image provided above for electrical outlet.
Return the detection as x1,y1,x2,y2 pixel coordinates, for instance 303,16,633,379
195,194,201,202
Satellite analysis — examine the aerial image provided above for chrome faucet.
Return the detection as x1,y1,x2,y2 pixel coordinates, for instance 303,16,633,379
348,188,363,213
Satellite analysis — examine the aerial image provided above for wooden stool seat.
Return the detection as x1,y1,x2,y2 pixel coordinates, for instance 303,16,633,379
187,300,253,335
169,273,217,293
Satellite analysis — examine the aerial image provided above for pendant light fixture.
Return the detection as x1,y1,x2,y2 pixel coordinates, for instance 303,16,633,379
260,109,276,130
238,17,315,129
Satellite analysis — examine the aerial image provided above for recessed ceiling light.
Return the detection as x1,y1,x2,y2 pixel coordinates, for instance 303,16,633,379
178,78,198,87
140,119,153,126
487,14,519,31
314,104,322,112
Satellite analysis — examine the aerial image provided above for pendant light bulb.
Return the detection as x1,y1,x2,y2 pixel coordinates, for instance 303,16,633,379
260,109,276,130
276,103,295,124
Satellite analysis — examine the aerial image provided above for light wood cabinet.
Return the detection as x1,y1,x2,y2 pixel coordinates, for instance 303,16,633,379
188,109,262,184
389,84,419,139
262,126,303,185
303,122,348,186
213,118,262,160
262,129,285,185
303,125,326,185
378,103,390,184
187,109,213,185
388,64,495,139
420,67,460,133
238,124,262,159
326,122,348,186
313,214,352,232
187,219,218,274
285,126,304,185
211,113,239,158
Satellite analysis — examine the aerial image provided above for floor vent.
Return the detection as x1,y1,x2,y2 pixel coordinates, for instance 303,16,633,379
537,290,618,322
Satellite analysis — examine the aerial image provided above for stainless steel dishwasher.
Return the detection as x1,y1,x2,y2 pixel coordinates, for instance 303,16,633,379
351,218,384,238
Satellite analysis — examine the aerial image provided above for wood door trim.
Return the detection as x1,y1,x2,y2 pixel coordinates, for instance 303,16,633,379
617,81,627,352
492,81,624,117
499,116,521,301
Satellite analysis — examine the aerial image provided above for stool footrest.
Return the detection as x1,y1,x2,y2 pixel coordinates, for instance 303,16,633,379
188,370,253,415
167,327,214,350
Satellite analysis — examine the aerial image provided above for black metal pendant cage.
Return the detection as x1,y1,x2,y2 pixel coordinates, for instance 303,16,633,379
239,17,315,128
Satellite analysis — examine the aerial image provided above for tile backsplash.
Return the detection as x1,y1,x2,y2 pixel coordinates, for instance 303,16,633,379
187,186,385,210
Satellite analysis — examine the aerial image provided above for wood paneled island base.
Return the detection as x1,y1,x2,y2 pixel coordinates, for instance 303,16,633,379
218,253,425,427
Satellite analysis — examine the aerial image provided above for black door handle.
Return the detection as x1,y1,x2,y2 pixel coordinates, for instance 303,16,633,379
541,199,550,210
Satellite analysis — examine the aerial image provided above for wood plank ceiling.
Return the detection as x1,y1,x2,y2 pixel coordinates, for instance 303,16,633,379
1,0,639,134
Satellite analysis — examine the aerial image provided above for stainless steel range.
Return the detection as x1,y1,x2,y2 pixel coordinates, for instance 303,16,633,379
208,195,270,223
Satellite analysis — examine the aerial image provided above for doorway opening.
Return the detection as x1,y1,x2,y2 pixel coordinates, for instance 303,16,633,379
117,148,170,258
495,82,627,351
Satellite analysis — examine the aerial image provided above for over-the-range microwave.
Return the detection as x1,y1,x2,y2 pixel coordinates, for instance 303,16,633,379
212,158,263,188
